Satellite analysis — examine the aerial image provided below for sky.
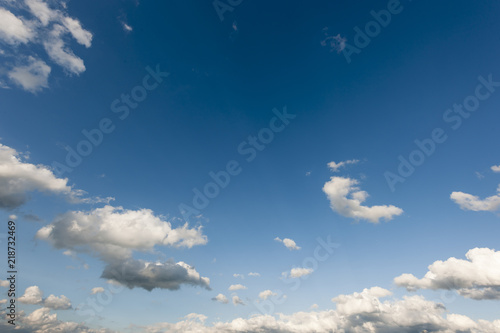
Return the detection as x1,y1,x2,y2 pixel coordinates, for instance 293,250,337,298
1,0,500,332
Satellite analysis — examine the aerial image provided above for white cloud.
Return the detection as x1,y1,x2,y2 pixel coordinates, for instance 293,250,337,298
283,267,313,279
0,7,34,44
323,176,403,223
233,273,244,279
258,290,277,300
121,21,133,32
310,303,319,309
451,185,500,212
0,143,98,209
248,272,260,277
492,165,500,173
90,287,104,295
320,28,347,54
228,284,246,291
327,159,359,172
37,205,210,291
138,290,500,333
232,295,244,306
212,293,228,304
18,286,71,309
274,237,301,250
8,56,51,93
0,0,93,92
394,247,500,300
0,280,8,288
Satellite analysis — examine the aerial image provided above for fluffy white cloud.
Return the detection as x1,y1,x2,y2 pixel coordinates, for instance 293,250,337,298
451,185,500,212
137,290,500,333
395,247,500,300
18,286,71,309
283,267,313,279
0,280,9,287
8,56,51,93
212,293,229,304
90,287,105,295
0,7,34,44
274,237,301,250
248,272,260,277
233,273,244,279
327,159,359,172
0,143,105,209
492,165,500,173
37,205,209,291
228,284,246,291
0,0,92,92
323,176,403,223
232,295,244,306
258,290,277,300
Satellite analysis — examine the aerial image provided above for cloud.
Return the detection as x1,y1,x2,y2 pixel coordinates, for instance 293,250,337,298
18,286,71,310
212,293,228,304
258,290,277,300
8,56,51,93
283,267,313,279
0,280,8,287
0,7,34,44
0,0,92,92
101,259,210,291
138,290,500,333
395,247,500,300
492,165,500,173
451,185,500,212
121,21,133,32
90,287,104,295
274,237,301,250
233,273,244,279
327,159,359,172
0,143,102,209
232,295,244,306
248,272,260,277
323,176,403,223
228,284,246,291
320,28,347,54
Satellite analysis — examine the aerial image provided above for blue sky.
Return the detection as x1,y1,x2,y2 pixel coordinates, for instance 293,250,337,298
1,0,500,332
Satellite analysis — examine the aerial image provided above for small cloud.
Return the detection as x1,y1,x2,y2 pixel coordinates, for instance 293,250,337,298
258,290,277,300
233,273,244,279
321,28,347,53
248,272,260,277
212,293,229,304
305,171,311,176
327,159,359,172
310,303,319,309
451,185,500,212
475,172,485,179
90,287,105,294
232,21,238,32
232,295,245,306
491,165,500,173
274,237,301,250
228,284,247,291
8,214,17,220
121,21,133,32
282,267,313,279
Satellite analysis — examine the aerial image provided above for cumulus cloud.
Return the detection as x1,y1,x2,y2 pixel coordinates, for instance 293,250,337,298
258,290,277,300
18,286,71,309
323,176,403,223
451,185,500,212
0,0,92,92
90,287,104,295
327,159,359,172
0,280,8,287
394,247,500,300
0,143,105,209
233,273,244,279
136,290,500,333
37,205,210,291
212,293,228,304
228,284,246,291
492,165,500,173
248,272,260,277
283,267,313,279
232,295,244,306
274,237,301,250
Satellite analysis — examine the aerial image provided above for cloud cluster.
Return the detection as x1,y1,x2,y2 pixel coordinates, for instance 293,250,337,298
394,247,500,300
451,185,500,212
0,0,92,92
37,205,210,291
323,176,403,223
274,237,301,250
18,286,72,310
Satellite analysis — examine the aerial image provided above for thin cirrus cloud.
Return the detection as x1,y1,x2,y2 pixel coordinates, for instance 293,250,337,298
451,185,500,212
0,0,92,93
323,176,403,223
0,143,110,209
274,237,301,250
36,205,210,291
394,247,500,300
